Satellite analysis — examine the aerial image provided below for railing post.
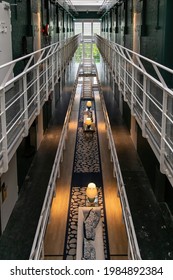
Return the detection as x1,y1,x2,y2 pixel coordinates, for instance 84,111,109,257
0,89,8,172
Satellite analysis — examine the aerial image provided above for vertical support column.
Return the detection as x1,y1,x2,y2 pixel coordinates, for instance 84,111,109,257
37,109,43,149
51,55,55,92
142,75,147,137
119,93,123,115
45,59,49,100
130,66,137,148
130,116,137,149
0,89,8,173
118,54,121,91
36,65,40,115
60,76,63,98
131,0,141,148
131,66,135,115
114,49,118,83
123,60,127,101
91,20,93,41
23,74,29,137
160,90,167,174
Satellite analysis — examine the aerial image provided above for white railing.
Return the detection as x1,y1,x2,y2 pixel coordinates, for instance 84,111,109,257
29,74,79,260
0,35,81,175
95,68,141,259
95,35,173,186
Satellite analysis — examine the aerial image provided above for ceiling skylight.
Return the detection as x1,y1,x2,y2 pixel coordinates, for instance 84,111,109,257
71,1,104,6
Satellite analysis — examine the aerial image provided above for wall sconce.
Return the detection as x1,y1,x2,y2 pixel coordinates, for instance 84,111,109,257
86,182,98,203
85,117,92,129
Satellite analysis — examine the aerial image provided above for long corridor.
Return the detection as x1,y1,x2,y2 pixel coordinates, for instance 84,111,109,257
43,61,173,260
44,77,128,260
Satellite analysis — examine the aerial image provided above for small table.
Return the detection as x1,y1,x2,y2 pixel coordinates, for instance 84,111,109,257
83,123,95,132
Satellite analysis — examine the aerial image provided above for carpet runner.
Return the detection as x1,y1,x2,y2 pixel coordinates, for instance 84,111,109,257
65,96,108,260
71,99,103,187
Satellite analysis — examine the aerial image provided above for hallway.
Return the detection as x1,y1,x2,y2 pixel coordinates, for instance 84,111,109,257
1,56,173,260
1,60,173,260
1,0,173,263
44,81,128,260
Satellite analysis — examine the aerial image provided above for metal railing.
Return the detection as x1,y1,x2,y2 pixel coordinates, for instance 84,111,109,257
0,35,81,175
95,35,173,186
29,75,79,260
95,67,141,259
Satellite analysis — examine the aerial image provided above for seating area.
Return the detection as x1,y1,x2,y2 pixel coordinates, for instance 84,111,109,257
76,207,105,260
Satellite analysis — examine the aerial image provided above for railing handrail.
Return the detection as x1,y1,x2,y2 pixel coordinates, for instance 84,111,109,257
0,35,80,89
95,34,173,187
0,35,80,71
0,34,81,175
100,36,173,75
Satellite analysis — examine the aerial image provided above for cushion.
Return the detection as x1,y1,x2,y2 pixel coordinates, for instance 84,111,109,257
84,209,100,228
84,208,93,221
84,222,95,240
83,238,96,260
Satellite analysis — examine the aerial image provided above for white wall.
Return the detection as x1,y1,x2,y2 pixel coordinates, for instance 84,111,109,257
1,153,18,232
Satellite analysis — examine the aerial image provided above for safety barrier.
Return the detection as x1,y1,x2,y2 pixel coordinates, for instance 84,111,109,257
95,35,173,186
0,35,81,175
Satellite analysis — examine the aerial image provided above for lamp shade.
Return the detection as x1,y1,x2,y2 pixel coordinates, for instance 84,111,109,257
85,117,92,126
86,101,92,108
86,183,98,201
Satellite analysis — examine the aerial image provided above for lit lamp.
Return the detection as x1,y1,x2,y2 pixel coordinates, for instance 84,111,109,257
86,100,92,111
85,117,92,129
86,183,98,203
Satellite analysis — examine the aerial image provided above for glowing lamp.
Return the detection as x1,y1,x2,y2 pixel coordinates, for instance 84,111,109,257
86,183,98,203
85,117,92,129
